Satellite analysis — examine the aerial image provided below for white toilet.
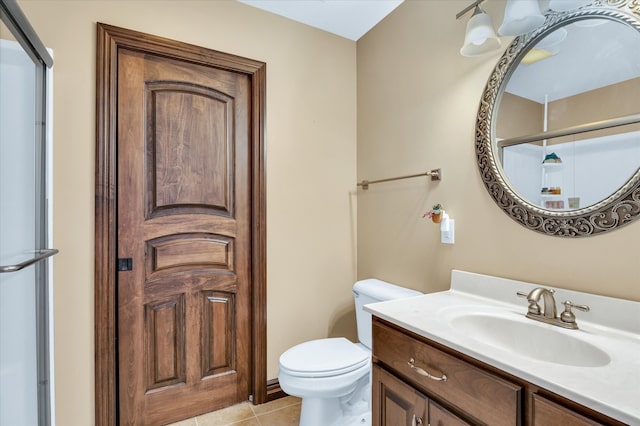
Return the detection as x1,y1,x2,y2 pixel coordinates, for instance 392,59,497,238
278,279,422,426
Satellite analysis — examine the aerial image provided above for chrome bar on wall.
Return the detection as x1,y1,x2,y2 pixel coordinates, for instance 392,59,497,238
357,168,441,190
498,113,640,148
0,249,58,273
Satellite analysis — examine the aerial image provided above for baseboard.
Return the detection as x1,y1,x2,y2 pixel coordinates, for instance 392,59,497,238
265,378,288,402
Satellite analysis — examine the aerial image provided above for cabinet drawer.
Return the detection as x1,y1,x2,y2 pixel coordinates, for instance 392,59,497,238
373,320,522,426
532,394,605,426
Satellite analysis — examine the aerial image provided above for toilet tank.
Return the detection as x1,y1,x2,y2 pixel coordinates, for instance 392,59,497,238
353,279,422,349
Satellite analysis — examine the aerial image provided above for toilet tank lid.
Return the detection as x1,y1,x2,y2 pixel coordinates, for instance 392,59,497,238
353,279,422,301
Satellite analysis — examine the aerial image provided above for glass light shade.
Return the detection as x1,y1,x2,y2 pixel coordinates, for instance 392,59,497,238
460,9,502,57
499,0,545,36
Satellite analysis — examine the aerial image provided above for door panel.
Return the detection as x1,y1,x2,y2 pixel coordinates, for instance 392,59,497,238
145,81,234,217
147,233,233,276
144,295,186,392
0,16,53,424
0,39,38,425
201,291,236,376
117,47,251,425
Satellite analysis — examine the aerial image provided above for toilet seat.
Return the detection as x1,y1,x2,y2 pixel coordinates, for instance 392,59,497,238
279,337,370,378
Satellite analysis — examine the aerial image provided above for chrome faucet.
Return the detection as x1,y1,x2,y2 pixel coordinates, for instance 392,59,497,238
526,287,557,318
517,287,589,330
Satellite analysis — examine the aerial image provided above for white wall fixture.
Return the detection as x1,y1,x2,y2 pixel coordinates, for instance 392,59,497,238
440,213,455,244
458,3,502,57
499,0,545,36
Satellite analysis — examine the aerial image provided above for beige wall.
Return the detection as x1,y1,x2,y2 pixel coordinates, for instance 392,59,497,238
498,78,640,145
357,0,640,300
497,92,544,140
550,77,640,131
18,1,356,424
549,77,640,143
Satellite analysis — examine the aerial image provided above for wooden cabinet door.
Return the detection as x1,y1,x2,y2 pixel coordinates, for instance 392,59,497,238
429,400,471,426
373,364,427,426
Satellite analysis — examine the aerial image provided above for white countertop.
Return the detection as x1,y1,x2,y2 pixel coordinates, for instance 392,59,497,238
364,270,640,424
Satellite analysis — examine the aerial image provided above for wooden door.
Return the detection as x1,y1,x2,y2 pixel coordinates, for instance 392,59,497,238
115,40,253,425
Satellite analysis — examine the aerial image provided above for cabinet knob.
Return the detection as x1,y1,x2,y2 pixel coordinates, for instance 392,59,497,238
408,358,447,382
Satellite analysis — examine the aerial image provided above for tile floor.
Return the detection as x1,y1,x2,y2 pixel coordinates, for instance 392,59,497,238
167,396,301,426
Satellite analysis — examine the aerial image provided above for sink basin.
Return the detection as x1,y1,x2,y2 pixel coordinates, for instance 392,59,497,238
449,312,610,367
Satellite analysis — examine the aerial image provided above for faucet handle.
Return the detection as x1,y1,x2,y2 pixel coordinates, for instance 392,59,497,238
516,291,541,315
565,301,590,312
561,300,590,325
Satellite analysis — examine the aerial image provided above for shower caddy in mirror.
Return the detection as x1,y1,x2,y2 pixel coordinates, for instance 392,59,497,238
477,0,640,237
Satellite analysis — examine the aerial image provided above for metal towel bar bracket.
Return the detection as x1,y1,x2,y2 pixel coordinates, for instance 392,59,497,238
0,248,59,273
357,168,441,190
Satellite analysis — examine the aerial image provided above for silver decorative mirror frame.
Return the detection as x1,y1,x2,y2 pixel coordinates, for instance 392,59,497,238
477,0,640,237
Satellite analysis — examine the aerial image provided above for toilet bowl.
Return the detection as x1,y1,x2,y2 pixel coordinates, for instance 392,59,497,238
278,279,422,426
279,338,371,426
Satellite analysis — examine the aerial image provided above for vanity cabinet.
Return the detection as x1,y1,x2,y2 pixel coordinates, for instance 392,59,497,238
372,318,625,426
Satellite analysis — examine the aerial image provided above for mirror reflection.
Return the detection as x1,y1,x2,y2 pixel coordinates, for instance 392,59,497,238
496,18,640,211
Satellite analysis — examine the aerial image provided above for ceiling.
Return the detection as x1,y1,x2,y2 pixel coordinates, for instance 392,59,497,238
236,0,404,41
235,1,640,104
507,18,640,103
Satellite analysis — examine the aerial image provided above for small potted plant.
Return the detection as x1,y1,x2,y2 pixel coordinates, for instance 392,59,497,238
423,203,444,223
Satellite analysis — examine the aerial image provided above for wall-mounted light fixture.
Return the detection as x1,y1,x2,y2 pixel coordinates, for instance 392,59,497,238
458,0,575,58
499,0,545,36
456,0,501,57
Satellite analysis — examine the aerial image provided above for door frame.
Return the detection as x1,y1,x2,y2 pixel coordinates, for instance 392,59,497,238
94,23,267,426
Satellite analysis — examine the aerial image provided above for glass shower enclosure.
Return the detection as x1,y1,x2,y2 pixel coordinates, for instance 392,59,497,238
0,1,55,425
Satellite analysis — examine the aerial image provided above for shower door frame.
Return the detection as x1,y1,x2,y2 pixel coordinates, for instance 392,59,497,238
0,0,54,425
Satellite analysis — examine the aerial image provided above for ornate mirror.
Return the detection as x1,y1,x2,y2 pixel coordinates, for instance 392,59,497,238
477,0,640,237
